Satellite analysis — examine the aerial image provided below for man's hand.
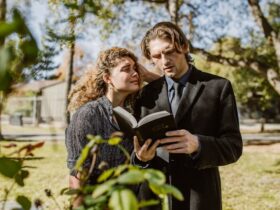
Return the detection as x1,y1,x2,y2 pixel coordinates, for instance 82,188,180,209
133,136,160,162
160,129,199,154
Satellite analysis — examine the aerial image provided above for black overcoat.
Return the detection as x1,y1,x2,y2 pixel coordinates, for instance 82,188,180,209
134,67,243,210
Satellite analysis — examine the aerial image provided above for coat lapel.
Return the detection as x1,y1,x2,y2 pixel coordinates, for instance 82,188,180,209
156,78,172,113
175,70,203,124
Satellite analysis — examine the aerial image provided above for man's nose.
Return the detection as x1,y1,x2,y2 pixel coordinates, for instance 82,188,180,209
162,54,170,65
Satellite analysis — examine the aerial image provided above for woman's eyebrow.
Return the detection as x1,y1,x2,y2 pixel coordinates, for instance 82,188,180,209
120,63,131,69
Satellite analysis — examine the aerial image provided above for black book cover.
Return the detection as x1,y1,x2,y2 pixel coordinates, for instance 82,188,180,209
113,106,176,145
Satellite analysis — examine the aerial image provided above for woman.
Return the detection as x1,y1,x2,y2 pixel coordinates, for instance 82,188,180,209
65,47,159,203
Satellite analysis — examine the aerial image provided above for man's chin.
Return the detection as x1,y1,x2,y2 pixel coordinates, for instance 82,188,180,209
165,72,175,78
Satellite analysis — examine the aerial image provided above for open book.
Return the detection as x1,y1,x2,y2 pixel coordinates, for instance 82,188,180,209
113,106,176,145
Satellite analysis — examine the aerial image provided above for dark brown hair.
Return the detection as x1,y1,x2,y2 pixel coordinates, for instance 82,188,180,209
141,22,191,62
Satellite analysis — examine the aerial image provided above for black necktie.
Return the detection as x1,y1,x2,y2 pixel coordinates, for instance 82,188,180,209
171,82,182,115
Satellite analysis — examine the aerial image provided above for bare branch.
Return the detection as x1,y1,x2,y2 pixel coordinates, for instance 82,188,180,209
247,0,274,41
129,0,167,3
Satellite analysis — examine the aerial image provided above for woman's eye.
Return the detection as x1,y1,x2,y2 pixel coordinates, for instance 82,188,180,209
121,68,129,72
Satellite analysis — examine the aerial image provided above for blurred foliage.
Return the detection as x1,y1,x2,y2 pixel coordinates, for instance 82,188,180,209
0,141,45,210
0,9,39,93
193,6,280,117
28,34,60,80
61,134,183,210
48,0,125,45
195,36,280,118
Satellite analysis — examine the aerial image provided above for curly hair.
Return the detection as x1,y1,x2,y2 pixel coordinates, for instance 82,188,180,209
141,21,192,63
68,47,139,111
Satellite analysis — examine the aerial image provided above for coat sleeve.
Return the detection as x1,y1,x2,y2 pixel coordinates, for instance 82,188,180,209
193,81,243,169
65,107,97,173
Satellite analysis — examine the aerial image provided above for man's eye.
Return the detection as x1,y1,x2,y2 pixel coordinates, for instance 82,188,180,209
152,55,161,59
166,49,175,54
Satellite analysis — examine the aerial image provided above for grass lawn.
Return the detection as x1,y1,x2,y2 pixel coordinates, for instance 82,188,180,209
0,141,280,210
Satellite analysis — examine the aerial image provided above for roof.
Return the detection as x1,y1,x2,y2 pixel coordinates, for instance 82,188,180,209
12,80,65,93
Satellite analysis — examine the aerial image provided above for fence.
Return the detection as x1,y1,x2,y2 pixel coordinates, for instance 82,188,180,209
4,96,66,125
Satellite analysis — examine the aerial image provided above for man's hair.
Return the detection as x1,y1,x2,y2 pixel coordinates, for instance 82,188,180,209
141,22,192,62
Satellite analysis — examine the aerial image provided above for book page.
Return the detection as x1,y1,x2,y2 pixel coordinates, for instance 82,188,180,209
113,106,138,128
138,111,171,126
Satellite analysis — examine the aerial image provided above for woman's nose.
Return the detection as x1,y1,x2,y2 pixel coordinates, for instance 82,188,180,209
131,70,138,77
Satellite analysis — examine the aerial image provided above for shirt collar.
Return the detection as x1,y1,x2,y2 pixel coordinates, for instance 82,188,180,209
165,65,193,92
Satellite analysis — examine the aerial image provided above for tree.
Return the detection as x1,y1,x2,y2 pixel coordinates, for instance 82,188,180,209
48,0,126,125
247,0,280,94
124,0,280,119
0,0,6,139
29,34,60,80
0,6,39,139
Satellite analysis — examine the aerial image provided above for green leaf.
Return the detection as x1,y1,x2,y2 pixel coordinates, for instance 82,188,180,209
117,170,144,185
19,39,39,65
16,195,31,210
0,22,17,38
114,165,129,176
0,47,13,91
97,168,115,182
144,169,166,185
60,188,80,195
15,170,29,186
83,185,96,194
84,194,107,206
162,184,184,201
109,189,138,210
138,199,160,208
92,179,117,198
75,139,96,170
0,157,21,178
149,183,184,201
108,137,122,145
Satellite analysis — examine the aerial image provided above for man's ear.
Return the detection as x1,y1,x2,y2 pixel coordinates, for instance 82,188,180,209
103,73,111,85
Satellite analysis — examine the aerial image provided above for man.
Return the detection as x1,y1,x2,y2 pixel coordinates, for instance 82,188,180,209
132,22,243,210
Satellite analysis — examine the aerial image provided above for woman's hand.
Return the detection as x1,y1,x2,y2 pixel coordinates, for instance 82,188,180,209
133,136,160,162
138,63,161,83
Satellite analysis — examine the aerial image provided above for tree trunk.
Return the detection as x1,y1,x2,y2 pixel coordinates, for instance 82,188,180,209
248,0,280,68
0,93,3,140
0,0,6,46
167,0,178,24
272,33,280,70
267,69,280,95
0,0,6,139
64,12,76,126
65,41,75,126
247,0,280,95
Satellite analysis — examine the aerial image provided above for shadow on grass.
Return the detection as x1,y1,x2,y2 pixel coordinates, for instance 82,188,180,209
265,169,280,174
0,139,38,142
264,159,280,174
11,157,45,161
244,140,280,145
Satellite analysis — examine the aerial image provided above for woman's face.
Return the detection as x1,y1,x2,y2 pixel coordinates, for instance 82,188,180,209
108,56,140,94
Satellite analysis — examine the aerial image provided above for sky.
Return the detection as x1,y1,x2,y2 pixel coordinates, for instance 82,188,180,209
6,0,276,76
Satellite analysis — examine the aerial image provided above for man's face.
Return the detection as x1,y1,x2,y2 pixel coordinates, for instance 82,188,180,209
149,38,188,79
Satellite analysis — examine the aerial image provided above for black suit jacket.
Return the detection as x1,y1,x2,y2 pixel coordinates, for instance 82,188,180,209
133,67,243,210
